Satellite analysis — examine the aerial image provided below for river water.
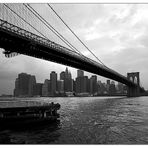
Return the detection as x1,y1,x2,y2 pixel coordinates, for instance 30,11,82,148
0,96,148,144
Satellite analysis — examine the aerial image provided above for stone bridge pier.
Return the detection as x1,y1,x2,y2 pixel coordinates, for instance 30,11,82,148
127,72,140,97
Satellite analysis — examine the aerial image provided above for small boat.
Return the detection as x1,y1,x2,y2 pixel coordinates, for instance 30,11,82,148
0,101,60,128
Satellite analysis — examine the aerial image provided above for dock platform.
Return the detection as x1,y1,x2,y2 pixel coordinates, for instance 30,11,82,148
0,100,60,128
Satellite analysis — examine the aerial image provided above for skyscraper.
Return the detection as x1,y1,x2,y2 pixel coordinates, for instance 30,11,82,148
14,73,41,97
73,79,76,93
28,75,36,96
82,76,88,93
17,73,31,97
106,79,111,93
42,79,50,96
111,81,115,85
75,74,88,94
57,80,64,93
14,78,19,97
117,82,124,94
109,81,116,95
77,69,84,77
63,68,73,92
50,71,57,96
107,80,110,85
60,71,65,80
34,83,43,96
75,77,81,94
90,75,97,95
97,81,106,94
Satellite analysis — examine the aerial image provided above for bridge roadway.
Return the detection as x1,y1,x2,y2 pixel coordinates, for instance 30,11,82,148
0,19,139,87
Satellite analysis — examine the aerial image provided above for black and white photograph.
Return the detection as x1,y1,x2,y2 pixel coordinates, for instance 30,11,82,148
0,1,148,145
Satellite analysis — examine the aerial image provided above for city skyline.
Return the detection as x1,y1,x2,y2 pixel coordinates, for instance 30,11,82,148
0,4,148,95
12,67,125,97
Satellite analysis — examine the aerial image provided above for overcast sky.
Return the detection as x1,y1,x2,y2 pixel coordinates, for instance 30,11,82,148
0,3,148,95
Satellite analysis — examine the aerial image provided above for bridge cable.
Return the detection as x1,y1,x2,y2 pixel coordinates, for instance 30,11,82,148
24,4,118,73
3,4,50,40
4,4,121,77
47,4,107,67
24,4,85,57
47,5,122,72
3,4,102,67
4,3,84,58
47,4,137,78
2,4,137,85
25,3,107,66
24,4,118,75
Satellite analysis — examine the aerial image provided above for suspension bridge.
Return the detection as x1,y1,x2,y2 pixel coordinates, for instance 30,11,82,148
0,4,145,97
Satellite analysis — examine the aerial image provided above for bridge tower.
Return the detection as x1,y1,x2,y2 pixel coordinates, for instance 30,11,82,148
127,72,140,97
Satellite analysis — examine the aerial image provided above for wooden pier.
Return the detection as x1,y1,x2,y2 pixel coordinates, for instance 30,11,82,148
0,100,60,128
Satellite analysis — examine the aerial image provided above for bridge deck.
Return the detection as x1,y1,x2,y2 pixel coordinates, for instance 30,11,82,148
0,19,138,87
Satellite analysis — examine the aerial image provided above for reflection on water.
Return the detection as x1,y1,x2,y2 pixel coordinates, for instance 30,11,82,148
0,120,61,144
0,96,148,144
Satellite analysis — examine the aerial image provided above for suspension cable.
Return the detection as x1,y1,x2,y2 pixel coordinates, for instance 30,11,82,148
4,4,111,71
24,4,85,57
4,3,84,58
3,4,49,40
3,4,126,78
47,4,107,66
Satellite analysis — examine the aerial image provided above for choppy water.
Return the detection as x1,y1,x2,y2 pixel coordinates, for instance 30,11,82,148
0,96,148,144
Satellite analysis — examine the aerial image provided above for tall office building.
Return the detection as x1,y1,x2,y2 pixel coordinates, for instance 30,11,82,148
117,82,124,93
14,78,19,97
97,81,106,94
106,79,111,93
82,76,88,93
109,81,116,95
77,69,84,77
75,69,86,94
14,73,37,97
57,80,64,93
62,68,73,92
28,75,36,96
42,79,50,96
60,71,65,80
111,81,115,85
73,79,76,93
64,67,69,92
107,80,110,85
34,83,43,96
90,75,97,95
87,78,90,93
50,71,57,96
75,77,81,93
18,73,31,96
75,75,88,94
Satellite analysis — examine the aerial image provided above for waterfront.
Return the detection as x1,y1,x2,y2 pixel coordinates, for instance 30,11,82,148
0,96,148,144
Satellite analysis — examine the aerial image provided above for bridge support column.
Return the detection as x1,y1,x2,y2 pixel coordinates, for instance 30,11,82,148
127,72,140,97
127,86,140,97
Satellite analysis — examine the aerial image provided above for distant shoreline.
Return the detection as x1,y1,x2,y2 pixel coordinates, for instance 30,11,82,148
0,94,148,101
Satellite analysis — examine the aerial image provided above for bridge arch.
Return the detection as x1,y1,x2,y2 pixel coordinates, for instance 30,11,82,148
127,72,140,86
129,76,134,82
127,72,140,97
133,76,137,84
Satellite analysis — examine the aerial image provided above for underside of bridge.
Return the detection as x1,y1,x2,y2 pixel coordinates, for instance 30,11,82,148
0,19,145,97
